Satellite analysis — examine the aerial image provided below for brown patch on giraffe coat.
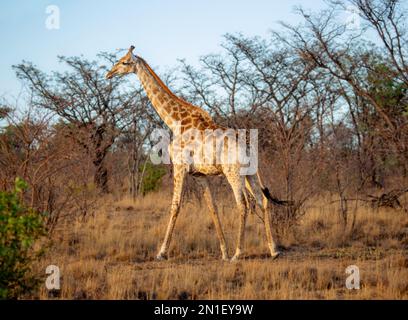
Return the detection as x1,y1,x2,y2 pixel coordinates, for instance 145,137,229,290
162,102,172,113
172,112,181,121
197,122,210,130
172,104,180,112
192,118,201,127
181,118,192,125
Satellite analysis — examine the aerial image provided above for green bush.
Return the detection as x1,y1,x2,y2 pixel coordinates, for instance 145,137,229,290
140,163,167,195
0,178,46,299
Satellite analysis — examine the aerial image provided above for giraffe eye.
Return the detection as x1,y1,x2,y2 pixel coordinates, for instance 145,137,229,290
122,62,130,65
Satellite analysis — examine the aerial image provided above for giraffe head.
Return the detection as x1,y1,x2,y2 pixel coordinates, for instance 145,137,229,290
106,46,139,79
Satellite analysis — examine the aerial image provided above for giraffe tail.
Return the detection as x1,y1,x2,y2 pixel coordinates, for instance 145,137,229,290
262,187,294,207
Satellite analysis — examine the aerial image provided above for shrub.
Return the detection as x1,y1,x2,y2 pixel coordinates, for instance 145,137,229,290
0,178,46,299
140,163,167,195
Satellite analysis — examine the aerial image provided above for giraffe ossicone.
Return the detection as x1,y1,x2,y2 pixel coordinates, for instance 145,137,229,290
106,46,281,261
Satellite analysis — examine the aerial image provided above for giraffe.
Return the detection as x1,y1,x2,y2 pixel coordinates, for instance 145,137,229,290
106,46,281,261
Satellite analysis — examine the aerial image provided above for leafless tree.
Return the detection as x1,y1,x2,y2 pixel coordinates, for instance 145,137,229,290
13,53,144,193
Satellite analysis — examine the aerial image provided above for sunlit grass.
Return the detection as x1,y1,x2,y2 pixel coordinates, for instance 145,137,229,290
33,192,408,299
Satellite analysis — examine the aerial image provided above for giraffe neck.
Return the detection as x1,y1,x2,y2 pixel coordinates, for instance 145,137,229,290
133,57,216,134
134,58,185,132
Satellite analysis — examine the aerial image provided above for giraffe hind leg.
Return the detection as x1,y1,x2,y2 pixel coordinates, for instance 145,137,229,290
195,177,229,261
224,168,249,262
246,174,280,259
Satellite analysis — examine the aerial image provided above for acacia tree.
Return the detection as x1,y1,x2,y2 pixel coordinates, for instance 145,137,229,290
336,0,408,87
115,91,158,199
0,106,83,230
336,0,408,179
179,37,251,128
13,53,144,193
278,0,408,185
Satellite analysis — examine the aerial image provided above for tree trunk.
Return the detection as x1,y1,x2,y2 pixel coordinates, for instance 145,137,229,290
93,152,108,193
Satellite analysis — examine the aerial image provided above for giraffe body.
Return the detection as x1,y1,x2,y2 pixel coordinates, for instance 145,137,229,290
106,46,280,261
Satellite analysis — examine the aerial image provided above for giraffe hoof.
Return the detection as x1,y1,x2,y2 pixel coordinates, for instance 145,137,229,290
222,256,229,262
230,255,241,263
271,251,281,260
156,253,168,261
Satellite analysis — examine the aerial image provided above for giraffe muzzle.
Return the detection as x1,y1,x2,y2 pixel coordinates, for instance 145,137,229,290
105,71,114,79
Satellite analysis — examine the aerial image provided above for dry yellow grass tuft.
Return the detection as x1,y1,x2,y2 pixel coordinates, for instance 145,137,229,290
32,192,408,300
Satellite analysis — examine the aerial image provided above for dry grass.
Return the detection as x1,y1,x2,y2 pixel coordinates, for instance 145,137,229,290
32,191,408,300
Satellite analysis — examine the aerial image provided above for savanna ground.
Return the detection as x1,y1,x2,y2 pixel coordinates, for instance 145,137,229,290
31,190,408,300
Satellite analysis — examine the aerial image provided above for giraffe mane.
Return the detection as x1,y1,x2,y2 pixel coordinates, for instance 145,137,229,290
138,57,214,122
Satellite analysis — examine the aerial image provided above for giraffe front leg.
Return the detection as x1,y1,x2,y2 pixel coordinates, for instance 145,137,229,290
157,166,186,260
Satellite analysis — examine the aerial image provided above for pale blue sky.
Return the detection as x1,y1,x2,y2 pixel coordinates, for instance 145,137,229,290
0,0,330,100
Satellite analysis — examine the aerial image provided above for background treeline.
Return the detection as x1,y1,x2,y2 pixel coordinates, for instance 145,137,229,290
1,0,407,232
